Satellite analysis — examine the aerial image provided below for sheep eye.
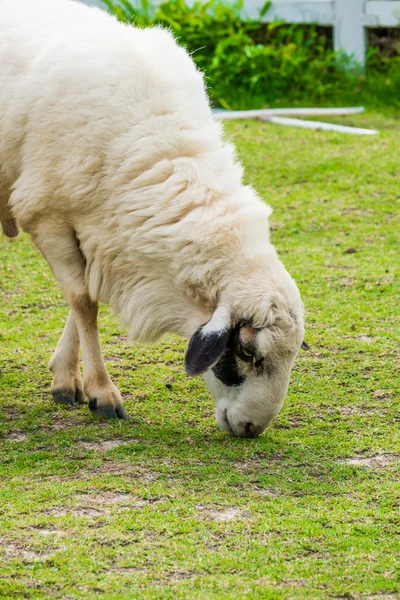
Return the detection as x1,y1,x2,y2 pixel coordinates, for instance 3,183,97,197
237,344,254,362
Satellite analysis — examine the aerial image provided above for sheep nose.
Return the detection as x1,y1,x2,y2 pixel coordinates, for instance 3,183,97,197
220,409,264,438
237,421,263,438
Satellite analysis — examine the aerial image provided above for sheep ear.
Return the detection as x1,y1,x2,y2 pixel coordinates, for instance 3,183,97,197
185,307,231,377
301,341,310,350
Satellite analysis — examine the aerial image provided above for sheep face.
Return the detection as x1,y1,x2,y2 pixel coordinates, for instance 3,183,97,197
185,299,304,438
203,328,299,438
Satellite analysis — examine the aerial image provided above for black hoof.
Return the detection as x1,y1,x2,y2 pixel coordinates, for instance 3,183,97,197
74,387,85,405
52,388,76,406
115,406,128,420
88,398,126,420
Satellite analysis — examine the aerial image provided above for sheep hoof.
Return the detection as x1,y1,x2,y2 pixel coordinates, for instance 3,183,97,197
88,398,127,420
115,406,128,420
74,386,85,404
52,388,77,406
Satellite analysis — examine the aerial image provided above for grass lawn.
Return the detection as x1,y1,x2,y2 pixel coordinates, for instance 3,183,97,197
0,111,399,599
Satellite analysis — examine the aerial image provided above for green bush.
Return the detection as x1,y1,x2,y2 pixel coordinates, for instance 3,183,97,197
102,0,400,109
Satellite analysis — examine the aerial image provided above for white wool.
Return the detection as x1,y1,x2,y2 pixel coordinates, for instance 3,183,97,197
0,0,303,345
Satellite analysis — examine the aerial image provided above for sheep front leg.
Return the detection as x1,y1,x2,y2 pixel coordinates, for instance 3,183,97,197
49,311,84,406
30,221,127,420
70,293,127,419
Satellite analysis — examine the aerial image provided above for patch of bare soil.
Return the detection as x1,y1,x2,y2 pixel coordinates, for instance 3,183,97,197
78,438,139,451
234,457,264,473
90,461,137,476
275,414,304,429
234,452,284,473
339,277,354,288
339,454,398,468
77,491,158,510
139,471,160,483
373,390,392,402
0,406,22,421
48,417,82,431
35,529,66,538
197,506,245,522
362,595,399,600
0,540,63,563
274,578,306,589
167,569,196,581
46,506,104,517
46,492,158,518
254,487,280,497
76,461,160,482
5,431,28,442
108,566,141,575
339,406,385,417
89,492,133,506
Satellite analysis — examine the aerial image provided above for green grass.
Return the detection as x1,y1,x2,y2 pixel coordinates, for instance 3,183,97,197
1,111,399,599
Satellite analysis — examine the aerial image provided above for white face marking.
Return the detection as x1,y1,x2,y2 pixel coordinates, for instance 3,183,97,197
201,306,230,335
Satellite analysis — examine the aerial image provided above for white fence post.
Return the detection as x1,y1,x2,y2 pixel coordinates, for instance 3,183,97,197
334,0,366,66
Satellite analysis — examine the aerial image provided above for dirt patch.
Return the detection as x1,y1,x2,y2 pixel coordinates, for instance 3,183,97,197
339,406,384,417
78,438,139,451
197,506,245,522
373,390,392,402
77,461,160,482
339,406,360,416
362,596,399,600
339,277,354,288
210,507,246,522
1,540,62,563
275,578,306,589
77,491,158,509
47,506,105,517
0,406,22,421
275,414,304,429
254,487,280,497
74,507,105,517
90,492,133,506
36,529,66,538
49,417,82,431
355,335,374,342
139,471,160,483
339,454,398,468
46,492,158,518
90,461,137,476
167,569,196,581
234,457,265,473
5,431,28,442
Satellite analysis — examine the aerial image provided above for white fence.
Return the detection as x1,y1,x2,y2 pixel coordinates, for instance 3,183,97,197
81,0,400,66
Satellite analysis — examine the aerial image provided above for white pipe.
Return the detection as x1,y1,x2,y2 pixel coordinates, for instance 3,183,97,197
213,106,365,120
260,115,378,135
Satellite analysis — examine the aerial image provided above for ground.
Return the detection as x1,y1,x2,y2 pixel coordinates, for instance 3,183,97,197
0,111,399,599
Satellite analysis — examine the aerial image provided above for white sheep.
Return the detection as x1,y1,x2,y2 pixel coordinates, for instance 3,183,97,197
0,0,305,437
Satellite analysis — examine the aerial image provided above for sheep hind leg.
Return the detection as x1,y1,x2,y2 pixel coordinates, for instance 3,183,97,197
49,311,84,406
30,220,127,420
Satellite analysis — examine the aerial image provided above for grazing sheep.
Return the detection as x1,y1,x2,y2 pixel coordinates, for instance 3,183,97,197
0,0,306,437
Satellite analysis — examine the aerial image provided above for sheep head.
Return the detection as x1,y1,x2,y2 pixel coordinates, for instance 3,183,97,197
184,255,305,438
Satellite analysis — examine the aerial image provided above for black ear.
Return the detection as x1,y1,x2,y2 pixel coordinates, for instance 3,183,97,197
301,341,310,351
185,307,231,377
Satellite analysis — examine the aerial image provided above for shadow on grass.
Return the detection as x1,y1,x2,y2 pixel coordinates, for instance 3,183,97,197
0,399,376,502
